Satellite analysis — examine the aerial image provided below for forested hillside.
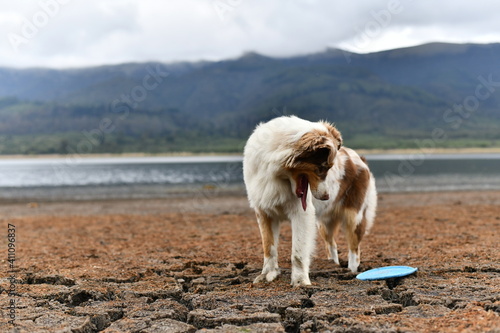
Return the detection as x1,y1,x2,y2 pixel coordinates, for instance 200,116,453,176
1,42,499,154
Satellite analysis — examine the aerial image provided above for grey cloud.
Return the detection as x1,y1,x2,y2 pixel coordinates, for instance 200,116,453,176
1,0,500,68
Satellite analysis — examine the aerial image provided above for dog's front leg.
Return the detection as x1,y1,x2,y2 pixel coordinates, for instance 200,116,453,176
254,209,281,283
290,208,316,286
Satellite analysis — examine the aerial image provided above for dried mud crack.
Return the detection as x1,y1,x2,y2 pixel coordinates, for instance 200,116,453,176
1,191,499,332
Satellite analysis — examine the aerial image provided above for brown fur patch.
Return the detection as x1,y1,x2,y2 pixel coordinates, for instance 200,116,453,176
294,129,331,151
335,152,370,211
319,218,342,259
285,129,338,195
355,216,367,240
343,209,361,253
255,209,274,258
320,121,342,149
289,129,336,168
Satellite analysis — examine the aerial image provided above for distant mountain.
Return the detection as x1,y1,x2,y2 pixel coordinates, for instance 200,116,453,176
0,42,499,154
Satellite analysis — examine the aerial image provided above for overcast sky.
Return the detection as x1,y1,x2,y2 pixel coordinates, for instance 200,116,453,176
2,0,500,68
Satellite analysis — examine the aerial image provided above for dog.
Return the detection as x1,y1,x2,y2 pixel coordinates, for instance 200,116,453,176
243,116,377,286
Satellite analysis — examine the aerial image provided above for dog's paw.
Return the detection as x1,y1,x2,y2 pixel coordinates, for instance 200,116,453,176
348,260,359,273
253,269,280,284
348,250,360,273
326,248,340,265
291,279,311,287
328,255,340,266
291,274,311,287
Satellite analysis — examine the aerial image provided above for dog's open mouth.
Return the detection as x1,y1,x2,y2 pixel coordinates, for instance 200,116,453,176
296,174,308,211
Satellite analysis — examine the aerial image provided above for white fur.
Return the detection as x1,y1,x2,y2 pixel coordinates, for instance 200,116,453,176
244,116,329,286
253,220,280,283
348,250,360,272
244,116,328,213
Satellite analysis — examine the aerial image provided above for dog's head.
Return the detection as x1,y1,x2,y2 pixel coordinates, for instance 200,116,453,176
285,122,342,211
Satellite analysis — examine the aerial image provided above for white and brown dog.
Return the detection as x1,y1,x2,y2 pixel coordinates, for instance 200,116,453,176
243,116,377,286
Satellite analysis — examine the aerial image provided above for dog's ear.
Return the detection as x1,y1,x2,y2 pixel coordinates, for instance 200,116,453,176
321,121,342,150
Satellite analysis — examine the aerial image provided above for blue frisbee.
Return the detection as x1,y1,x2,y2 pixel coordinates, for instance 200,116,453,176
356,266,418,281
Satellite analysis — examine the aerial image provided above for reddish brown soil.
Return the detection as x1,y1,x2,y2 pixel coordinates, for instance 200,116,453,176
0,191,499,332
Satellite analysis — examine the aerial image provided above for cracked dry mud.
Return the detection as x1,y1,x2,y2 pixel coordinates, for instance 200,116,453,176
0,191,499,332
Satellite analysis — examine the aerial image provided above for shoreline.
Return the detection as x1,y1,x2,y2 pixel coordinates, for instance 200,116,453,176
0,151,243,160
2,187,500,205
2,190,500,218
2,147,500,160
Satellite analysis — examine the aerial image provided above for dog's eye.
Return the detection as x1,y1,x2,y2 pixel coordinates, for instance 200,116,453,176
320,161,333,171
316,165,330,179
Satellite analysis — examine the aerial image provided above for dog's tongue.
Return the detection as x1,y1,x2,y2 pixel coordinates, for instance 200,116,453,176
296,175,309,211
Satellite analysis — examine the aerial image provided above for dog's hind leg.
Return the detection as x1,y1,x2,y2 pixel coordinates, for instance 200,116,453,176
319,207,342,265
254,209,281,283
319,211,342,265
344,209,367,273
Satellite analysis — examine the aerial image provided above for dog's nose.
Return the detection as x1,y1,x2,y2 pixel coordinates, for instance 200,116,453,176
320,193,329,200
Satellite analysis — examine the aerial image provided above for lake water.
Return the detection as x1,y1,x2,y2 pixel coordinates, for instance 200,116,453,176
1,154,500,201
